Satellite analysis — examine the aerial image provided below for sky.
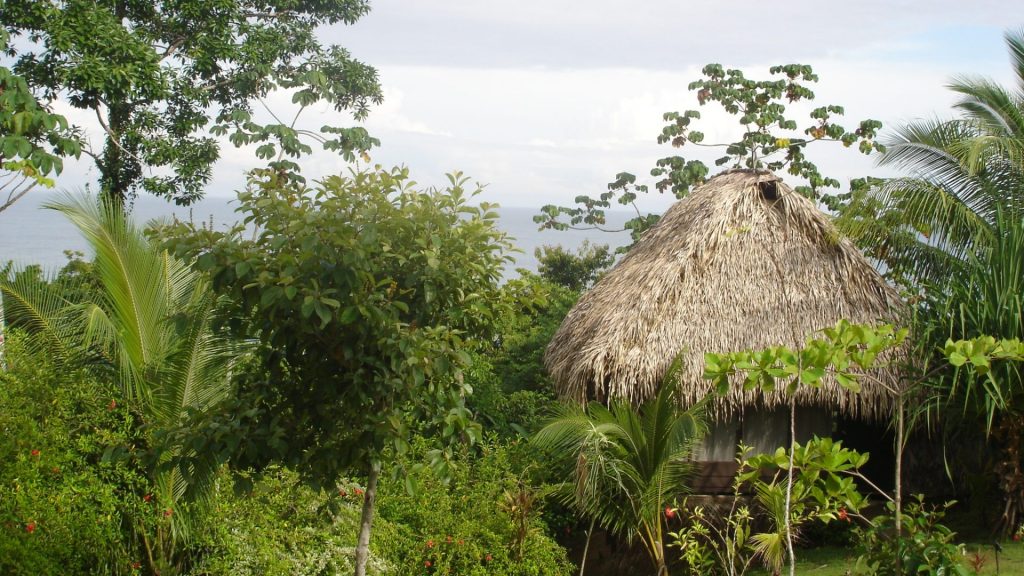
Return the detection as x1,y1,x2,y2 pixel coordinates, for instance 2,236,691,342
44,1,1024,213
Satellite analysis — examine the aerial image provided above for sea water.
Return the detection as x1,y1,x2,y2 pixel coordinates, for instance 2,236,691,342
0,191,633,276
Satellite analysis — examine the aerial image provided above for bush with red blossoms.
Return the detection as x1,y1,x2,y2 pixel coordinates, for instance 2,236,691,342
0,332,148,574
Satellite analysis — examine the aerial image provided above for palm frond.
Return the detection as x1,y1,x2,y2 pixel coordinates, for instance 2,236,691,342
0,270,86,365
1003,28,1024,95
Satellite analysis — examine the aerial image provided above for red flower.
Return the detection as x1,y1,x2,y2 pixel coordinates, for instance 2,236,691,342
108,400,117,411
426,539,435,548
445,535,452,544
51,467,60,474
457,539,464,545
484,553,493,562
163,508,173,517
30,449,40,457
25,521,36,534
338,489,347,497
838,507,849,522
131,561,141,570
1014,533,1021,542
354,488,364,496
143,494,152,503
424,560,432,568
664,506,676,520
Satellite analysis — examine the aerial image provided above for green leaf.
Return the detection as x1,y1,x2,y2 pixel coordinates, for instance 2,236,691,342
835,373,861,393
338,307,359,324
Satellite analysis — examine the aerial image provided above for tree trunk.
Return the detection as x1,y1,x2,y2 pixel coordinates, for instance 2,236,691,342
785,397,796,576
578,517,596,576
894,395,904,576
995,415,1024,537
354,461,381,576
655,550,668,576
98,102,133,209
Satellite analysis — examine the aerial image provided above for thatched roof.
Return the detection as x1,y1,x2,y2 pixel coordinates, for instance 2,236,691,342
545,170,907,418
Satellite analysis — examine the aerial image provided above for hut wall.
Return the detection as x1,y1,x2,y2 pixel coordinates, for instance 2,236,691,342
697,406,832,463
693,406,834,494
695,419,740,461
741,407,789,456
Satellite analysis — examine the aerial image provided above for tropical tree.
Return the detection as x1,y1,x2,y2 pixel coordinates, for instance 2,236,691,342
836,28,1024,287
158,166,514,576
532,381,705,576
534,240,615,292
535,63,884,248
0,27,83,214
2,0,382,205
0,194,245,572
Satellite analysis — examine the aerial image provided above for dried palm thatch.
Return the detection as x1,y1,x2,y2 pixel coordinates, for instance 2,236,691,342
545,169,906,418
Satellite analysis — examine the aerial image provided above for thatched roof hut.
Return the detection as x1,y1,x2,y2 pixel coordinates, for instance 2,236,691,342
545,169,906,419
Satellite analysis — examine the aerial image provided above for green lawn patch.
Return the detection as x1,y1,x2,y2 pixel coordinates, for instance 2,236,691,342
745,542,1024,575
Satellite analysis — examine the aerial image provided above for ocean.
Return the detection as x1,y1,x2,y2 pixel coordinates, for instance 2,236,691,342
0,191,633,276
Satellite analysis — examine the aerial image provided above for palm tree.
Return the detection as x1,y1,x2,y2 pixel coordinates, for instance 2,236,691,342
532,383,705,575
837,28,1024,286
0,194,244,571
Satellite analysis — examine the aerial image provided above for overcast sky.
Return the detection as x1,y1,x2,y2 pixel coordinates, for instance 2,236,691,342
50,1,1024,212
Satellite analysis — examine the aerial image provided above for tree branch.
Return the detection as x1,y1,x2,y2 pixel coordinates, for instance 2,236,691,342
93,105,147,168
0,173,36,213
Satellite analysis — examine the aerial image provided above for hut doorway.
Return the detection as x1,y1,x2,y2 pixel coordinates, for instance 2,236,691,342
832,415,895,493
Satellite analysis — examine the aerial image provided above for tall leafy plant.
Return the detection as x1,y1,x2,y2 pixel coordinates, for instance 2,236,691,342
704,321,907,576
3,0,382,205
918,213,1024,534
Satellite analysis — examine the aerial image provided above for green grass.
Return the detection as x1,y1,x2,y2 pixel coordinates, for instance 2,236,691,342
744,542,1024,575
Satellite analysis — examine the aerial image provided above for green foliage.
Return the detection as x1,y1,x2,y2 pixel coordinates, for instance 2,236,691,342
0,29,82,211
160,166,513,485
535,63,885,246
193,469,392,576
703,320,907,396
487,275,578,396
0,332,147,576
467,353,559,438
911,214,1024,534
0,194,246,569
2,0,382,204
853,497,968,576
534,240,615,291
373,439,572,576
740,438,870,574
931,215,1024,431
701,321,904,575
532,383,704,574
669,438,870,576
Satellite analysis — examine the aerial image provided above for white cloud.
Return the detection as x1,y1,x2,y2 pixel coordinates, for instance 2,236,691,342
26,2,1024,211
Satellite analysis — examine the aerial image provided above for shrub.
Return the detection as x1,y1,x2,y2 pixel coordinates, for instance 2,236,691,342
854,496,968,576
192,469,391,575
374,438,573,576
